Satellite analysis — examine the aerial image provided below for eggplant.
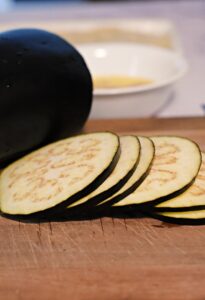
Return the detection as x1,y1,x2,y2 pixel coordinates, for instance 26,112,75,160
112,136,201,208
154,152,205,212
0,28,92,167
152,210,205,225
0,132,120,215
99,136,155,209
65,135,140,213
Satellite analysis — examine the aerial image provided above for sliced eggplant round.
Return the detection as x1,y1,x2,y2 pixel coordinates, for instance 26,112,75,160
155,152,205,212
154,210,205,225
66,135,140,211
100,136,155,208
0,132,120,215
159,210,205,220
113,136,201,207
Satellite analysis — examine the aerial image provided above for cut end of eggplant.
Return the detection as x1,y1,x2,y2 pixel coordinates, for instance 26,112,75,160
0,132,119,215
114,136,201,207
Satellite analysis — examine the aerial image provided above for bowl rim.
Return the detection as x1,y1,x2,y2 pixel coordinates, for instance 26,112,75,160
77,42,188,96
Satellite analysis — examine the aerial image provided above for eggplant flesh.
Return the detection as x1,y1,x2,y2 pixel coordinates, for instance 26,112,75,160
0,132,120,215
112,136,201,207
65,136,140,212
0,28,92,167
154,152,205,212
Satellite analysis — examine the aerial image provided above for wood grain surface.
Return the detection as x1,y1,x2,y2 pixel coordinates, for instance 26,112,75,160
1,117,205,300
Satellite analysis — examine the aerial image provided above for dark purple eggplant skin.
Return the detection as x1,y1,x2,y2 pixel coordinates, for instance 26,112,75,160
0,28,92,167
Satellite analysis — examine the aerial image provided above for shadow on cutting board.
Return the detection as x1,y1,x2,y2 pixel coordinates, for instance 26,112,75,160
0,206,146,224
2,206,205,226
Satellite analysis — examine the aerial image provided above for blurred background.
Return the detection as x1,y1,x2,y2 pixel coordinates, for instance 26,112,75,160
0,0,205,119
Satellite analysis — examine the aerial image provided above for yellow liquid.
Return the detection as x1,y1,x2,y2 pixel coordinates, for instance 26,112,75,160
93,75,153,89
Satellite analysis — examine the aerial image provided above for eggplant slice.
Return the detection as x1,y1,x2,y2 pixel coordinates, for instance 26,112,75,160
113,136,201,208
154,152,205,212
154,210,205,225
66,135,140,211
98,136,155,208
0,132,120,215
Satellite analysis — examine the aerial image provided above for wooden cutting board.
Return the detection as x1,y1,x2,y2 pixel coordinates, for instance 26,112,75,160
1,117,205,300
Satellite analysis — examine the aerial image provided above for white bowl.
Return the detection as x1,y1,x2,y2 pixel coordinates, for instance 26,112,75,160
77,43,188,118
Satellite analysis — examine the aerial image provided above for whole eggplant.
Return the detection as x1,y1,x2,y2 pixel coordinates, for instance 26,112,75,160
0,28,92,167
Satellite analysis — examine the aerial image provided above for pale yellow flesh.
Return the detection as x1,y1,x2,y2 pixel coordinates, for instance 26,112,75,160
114,136,201,206
0,132,119,215
101,136,154,206
67,136,140,208
157,152,205,209
159,210,205,220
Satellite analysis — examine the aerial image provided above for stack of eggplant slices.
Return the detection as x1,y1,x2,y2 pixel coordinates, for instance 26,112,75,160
1,132,205,225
